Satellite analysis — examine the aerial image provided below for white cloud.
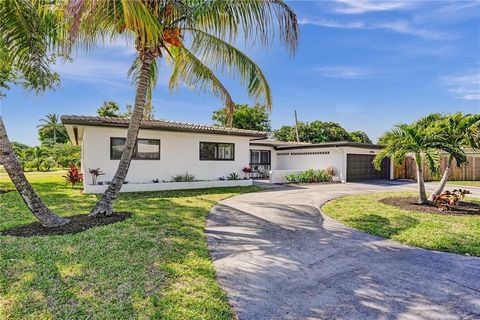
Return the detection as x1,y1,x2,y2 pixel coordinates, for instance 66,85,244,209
413,1,480,23
55,57,132,87
312,66,372,79
299,18,455,40
299,18,366,29
440,71,480,101
332,0,416,14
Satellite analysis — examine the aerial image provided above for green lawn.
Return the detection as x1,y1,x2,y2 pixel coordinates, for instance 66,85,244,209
0,172,260,319
322,192,480,256
445,181,480,187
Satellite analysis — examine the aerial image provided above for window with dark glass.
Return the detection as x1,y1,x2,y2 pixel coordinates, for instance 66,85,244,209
110,138,160,160
200,142,234,160
250,150,271,165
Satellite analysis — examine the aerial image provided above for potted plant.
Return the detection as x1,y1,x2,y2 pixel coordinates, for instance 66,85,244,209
242,167,252,179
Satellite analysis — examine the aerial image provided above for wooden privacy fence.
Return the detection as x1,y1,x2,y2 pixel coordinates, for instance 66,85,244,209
394,155,480,181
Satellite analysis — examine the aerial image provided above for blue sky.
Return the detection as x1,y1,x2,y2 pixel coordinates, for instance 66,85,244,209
1,0,479,145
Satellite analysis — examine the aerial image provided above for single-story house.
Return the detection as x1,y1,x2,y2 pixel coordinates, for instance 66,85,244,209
61,115,392,193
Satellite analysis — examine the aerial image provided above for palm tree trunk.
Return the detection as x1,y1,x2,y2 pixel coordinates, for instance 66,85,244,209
90,52,154,216
415,153,428,204
0,116,69,227
428,155,453,201
226,99,235,128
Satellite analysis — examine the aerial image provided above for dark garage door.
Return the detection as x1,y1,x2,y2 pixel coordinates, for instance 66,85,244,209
347,154,390,182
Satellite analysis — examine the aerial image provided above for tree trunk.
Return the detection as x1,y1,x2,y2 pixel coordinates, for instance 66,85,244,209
225,99,235,128
90,52,154,216
428,155,453,201
0,116,69,227
415,153,428,204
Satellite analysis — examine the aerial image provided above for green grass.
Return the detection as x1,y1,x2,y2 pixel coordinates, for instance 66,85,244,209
322,192,480,256
445,180,480,187
0,172,261,319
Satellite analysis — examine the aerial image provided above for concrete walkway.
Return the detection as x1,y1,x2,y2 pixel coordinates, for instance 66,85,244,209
206,181,480,319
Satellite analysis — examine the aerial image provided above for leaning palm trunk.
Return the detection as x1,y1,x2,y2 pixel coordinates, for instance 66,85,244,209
90,52,154,216
414,153,428,204
0,117,69,227
428,155,453,201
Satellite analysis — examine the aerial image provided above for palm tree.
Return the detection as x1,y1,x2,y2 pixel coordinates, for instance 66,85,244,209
374,123,466,204
38,114,63,144
26,146,49,171
0,0,69,227
429,113,480,200
66,0,299,216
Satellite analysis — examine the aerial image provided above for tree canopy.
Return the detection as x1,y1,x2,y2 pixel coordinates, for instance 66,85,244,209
212,103,271,132
37,114,69,145
349,131,372,144
273,120,371,144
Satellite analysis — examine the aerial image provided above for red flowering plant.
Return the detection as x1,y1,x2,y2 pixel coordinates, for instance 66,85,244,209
242,167,253,179
63,165,83,188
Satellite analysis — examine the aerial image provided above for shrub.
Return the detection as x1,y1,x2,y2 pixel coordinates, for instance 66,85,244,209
285,169,333,184
63,165,83,188
42,158,56,171
432,189,471,211
285,173,299,183
89,168,105,185
227,172,240,180
172,172,196,182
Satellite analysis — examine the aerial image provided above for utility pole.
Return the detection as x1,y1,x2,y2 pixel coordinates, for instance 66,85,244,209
294,110,300,142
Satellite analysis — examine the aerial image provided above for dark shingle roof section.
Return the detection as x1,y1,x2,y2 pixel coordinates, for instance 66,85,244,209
275,141,383,150
249,138,311,147
61,115,267,138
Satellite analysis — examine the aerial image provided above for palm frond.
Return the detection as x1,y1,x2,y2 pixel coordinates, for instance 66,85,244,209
190,0,299,54
168,45,235,121
187,28,272,109
0,0,59,95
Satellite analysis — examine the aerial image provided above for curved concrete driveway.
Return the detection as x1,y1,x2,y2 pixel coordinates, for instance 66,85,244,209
206,182,480,319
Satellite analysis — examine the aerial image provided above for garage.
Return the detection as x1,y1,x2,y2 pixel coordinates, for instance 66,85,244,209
346,154,390,182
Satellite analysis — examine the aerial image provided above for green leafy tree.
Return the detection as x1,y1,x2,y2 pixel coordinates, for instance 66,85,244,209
97,101,155,119
273,121,351,143
374,121,466,204
50,143,81,167
349,131,372,144
429,112,480,200
96,101,122,117
212,103,271,132
68,0,299,216
0,0,68,227
38,114,69,145
273,125,297,141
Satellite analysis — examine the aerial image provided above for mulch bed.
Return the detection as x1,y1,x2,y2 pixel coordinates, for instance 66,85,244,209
1,212,132,237
379,196,480,215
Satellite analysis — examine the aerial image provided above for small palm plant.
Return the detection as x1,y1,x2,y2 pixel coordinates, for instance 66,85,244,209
374,122,465,204
428,112,480,200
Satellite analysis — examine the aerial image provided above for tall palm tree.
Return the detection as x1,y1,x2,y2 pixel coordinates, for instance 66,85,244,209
38,114,63,144
374,123,466,204
0,0,69,227
66,0,299,216
429,112,480,200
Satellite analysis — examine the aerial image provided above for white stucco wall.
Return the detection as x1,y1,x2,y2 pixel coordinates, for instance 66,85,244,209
275,147,345,180
81,126,252,185
270,146,386,183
